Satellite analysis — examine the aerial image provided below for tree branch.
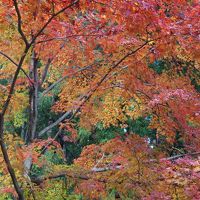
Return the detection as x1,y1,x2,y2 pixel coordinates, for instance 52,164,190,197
1,47,29,115
38,42,149,137
31,151,200,185
41,65,92,97
13,0,29,47
36,34,102,44
41,53,113,97
0,48,30,200
0,51,33,84
161,151,200,161
1,0,77,116
40,58,52,85
0,115,25,200
30,0,79,45
31,171,95,185
91,165,122,172
39,129,62,155
0,51,18,66
149,151,200,162
38,111,72,137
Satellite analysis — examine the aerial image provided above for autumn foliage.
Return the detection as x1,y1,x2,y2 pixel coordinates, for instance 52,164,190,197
0,0,199,199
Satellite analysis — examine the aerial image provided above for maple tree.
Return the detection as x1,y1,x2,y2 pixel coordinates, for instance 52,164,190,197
0,0,199,199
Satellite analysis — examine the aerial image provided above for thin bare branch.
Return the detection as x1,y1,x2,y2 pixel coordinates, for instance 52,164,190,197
36,34,102,44
0,51,32,83
13,0,29,46
1,47,29,116
0,51,18,66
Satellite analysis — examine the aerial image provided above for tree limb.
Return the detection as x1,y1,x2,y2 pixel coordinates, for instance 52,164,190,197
41,65,92,97
30,0,79,45
36,34,102,44
40,128,62,155
0,51,18,66
0,115,25,200
149,151,200,162
38,42,149,137
40,58,52,85
0,51,32,83
30,171,94,185
1,47,29,115
13,0,29,47
161,151,200,161
38,111,72,137
31,151,200,185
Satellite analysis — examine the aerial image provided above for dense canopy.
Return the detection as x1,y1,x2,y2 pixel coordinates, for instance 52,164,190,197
0,0,199,199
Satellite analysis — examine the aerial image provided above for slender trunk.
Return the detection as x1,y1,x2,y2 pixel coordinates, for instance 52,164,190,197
0,47,30,200
20,123,26,140
26,51,38,143
0,114,25,200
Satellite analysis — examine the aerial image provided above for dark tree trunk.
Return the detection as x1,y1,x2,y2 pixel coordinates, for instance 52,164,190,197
0,114,25,200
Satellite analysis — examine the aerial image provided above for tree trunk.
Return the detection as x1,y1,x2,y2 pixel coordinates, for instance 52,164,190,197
26,51,39,143
0,114,25,200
